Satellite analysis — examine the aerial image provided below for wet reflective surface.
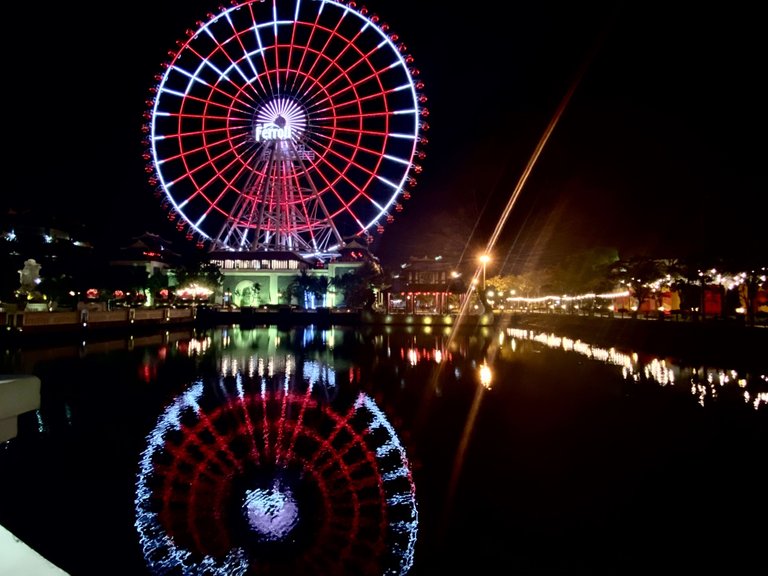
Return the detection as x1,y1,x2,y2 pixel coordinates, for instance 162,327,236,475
1,321,766,575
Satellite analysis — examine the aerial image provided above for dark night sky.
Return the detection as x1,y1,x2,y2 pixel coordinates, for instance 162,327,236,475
4,1,763,271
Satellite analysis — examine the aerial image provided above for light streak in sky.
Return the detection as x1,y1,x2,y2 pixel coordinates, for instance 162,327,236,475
434,14,616,545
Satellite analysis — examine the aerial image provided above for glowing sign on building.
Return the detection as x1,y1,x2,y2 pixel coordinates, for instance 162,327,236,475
254,122,293,142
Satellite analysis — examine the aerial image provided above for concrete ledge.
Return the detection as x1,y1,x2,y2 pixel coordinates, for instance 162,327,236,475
0,524,69,575
0,375,41,444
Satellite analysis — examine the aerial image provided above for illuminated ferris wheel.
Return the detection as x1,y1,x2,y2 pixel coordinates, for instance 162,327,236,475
144,0,428,258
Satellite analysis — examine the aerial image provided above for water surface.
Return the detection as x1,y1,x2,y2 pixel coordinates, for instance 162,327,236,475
1,322,765,575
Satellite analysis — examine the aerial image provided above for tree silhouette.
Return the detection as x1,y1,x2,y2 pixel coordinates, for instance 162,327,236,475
332,260,387,310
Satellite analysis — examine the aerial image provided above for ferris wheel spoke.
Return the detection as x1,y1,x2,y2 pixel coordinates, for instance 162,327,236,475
298,144,383,226
214,11,270,93
288,5,354,93
311,133,389,194
287,25,330,96
174,134,243,201
164,36,259,113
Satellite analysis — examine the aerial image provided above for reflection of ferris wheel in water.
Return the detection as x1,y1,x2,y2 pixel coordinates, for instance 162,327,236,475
145,0,428,258
135,370,419,575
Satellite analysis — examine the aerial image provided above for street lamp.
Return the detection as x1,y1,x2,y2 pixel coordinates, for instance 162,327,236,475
479,360,493,389
479,254,490,292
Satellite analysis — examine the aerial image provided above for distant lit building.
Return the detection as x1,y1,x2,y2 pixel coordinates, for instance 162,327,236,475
111,231,182,278
208,239,377,308
0,210,96,308
387,256,468,314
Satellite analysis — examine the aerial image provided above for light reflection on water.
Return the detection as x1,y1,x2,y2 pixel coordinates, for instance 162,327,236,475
503,327,768,410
